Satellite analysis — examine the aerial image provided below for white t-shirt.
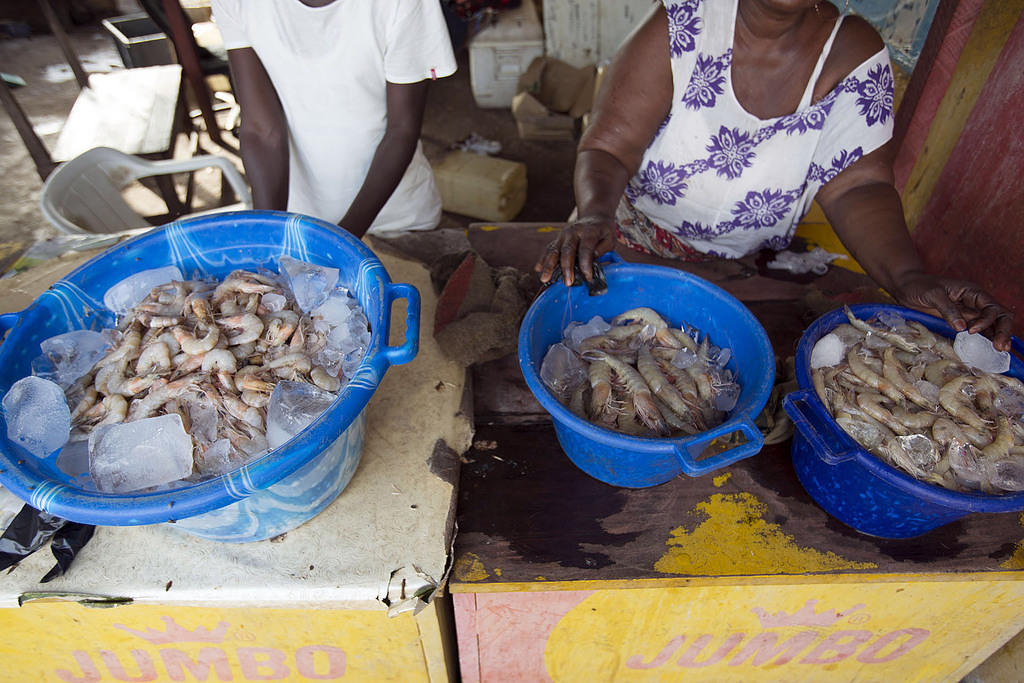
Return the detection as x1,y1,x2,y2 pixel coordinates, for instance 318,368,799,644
211,0,457,235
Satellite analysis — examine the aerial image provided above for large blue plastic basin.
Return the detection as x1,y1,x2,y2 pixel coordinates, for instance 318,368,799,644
784,304,1024,539
518,257,775,487
0,211,420,542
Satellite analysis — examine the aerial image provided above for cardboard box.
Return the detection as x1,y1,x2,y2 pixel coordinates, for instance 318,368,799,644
511,56,596,141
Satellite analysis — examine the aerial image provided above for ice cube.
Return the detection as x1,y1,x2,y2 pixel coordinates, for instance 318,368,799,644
279,255,339,313
994,386,1024,418
103,265,183,316
863,332,890,350
266,380,337,450
836,416,886,449
913,379,941,406
312,289,356,327
989,458,1024,492
539,343,587,400
709,346,732,369
875,310,908,331
953,331,1010,373
563,316,611,351
810,332,845,369
712,382,741,412
947,441,985,490
36,329,116,389
261,292,287,312
897,434,939,469
88,414,194,493
56,439,90,480
194,439,234,477
671,347,698,369
2,376,71,458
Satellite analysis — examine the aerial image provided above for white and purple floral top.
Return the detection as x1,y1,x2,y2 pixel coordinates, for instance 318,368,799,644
621,0,895,259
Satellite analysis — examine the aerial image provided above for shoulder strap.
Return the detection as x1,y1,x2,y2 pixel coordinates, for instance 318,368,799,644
798,15,846,109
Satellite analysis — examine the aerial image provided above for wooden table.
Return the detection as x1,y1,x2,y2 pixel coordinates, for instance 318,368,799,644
0,248,470,682
450,224,1024,683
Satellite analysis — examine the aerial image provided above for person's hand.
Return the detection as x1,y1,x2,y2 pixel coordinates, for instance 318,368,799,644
534,215,617,286
893,272,1015,351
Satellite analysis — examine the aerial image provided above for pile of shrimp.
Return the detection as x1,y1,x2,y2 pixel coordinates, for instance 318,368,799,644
544,307,739,438
813,306,1024,493
66,269,353,482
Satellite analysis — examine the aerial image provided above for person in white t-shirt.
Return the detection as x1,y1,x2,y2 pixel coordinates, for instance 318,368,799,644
210,0,457,237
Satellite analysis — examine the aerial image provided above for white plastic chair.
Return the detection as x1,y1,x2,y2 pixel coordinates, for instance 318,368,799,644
39,146,253,235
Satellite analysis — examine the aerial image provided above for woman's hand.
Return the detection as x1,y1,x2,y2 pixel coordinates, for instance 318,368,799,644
893,272,1015,351
534,215,617,286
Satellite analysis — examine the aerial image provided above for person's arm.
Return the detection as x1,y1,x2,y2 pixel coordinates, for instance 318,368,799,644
225,47,289,211
535,4,673,285
337,80,428,238
816,142,1014,350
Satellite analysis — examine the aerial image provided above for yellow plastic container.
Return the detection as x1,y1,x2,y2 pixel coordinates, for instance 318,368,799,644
432,151,527,222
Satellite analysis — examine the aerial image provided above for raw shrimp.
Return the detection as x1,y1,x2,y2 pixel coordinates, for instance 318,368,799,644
938,376,991,431
882,348,934,409
637,344,694,422
844,306,919,352
218,313,264,345
588,351,667,435
173,325,221,355
847,347,905,404
588,358,617,426
263,310,299,347
136,341,172,375
310,366,341,392
855,393,910,436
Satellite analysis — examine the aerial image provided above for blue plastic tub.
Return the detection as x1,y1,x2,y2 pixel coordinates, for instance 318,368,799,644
0,211,419,542
784,304,1024,539
518,256,775,487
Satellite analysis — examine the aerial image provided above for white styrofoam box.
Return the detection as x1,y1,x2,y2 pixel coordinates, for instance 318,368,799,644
469,0,545,108
544,0,659,68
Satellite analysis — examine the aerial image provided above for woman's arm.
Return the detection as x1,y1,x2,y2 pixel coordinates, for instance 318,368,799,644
226,47,289,211
816,142,1014,350
339,80,429,238
535,4,673,285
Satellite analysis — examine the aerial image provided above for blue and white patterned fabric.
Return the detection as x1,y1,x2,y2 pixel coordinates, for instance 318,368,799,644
623,0,895,259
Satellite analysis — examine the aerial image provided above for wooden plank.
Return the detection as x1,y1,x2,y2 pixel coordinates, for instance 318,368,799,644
912,13,1024,336
455,583,1024,682
894,0,986,192
452,421,1024,588
891,0,960,152
901,0,1024,231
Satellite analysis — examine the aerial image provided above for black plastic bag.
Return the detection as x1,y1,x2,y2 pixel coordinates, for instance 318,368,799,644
0,504,94,581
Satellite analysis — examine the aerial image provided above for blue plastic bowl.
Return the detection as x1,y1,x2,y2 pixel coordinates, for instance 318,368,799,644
0,211,420,542
518,256,775,487
784,304,1024,539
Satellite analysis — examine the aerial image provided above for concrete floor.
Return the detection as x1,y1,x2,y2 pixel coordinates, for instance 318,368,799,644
0,14,1021,683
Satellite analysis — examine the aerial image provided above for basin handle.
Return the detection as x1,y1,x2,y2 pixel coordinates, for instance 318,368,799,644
380,283,420,367
0,311,23,346
783,390,859,465
671,413,764,477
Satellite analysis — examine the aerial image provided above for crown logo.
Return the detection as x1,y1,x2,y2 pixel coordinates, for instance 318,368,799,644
752,600,865,628
115,616,229,644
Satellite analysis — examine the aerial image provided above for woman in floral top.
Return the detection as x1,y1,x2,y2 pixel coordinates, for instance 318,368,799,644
535,0,1013,349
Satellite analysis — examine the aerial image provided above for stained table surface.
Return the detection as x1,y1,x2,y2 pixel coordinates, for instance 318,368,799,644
450,223,1024,591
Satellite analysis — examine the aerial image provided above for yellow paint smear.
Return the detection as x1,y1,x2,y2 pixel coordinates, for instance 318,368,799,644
453,553,490,582
712,472,732,488
1000,514,1024,570
655,493,876,576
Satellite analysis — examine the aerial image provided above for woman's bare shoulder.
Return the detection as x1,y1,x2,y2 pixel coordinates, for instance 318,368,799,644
823,15,888,86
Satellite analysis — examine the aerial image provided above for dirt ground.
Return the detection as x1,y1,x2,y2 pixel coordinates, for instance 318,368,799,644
0,18,577,257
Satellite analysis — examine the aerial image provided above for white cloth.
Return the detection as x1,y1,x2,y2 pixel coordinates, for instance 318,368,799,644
622,0,894,259
211,0,457,235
